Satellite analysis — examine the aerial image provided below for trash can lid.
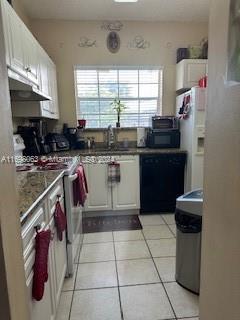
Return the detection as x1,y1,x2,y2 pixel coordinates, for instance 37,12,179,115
182,189,203,200
176,189,203,216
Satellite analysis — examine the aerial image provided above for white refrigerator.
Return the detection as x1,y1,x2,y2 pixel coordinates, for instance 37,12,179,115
176,87,207,192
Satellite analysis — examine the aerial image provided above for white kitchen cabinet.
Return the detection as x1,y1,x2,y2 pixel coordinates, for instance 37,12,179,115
83,155,140,212
39,54,59,119
46,60,59,119
84,162,112,211
11,56,60,119
112,155,140,210
26,269,54,320
24,212,55,320
6,1,27,78
22,25,40,85
176,59,208,92
1,0,39,85
1,0,11,66
22,178,66,320
1,0,59,119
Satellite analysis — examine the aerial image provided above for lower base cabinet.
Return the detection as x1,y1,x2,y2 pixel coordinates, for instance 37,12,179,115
22,180,67,320
83,162,112,211
26,271,53,320
83,155,140,212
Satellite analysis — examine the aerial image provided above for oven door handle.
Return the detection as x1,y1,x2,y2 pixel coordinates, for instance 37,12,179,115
68,173,78,182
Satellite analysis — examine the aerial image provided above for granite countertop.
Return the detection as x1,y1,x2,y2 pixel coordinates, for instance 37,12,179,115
17,147,186,224
49,147,187,158
17,170,64,224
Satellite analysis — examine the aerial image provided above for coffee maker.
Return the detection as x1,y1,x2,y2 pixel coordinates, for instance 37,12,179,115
29,119,50,154
75,127,85,149
18,119,50,156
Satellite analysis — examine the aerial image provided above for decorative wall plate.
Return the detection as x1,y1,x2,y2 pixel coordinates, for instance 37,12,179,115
102,21,123,32
78,37,97,48
107,31,120,53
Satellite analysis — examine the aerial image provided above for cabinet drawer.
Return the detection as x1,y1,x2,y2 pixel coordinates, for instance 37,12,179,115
21,203,47,253
24,249,35,280
48,180,64,209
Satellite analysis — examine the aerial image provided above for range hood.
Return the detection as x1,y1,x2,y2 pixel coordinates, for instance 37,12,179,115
8,69,51,102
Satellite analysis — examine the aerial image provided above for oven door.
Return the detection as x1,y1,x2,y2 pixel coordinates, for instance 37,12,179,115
63,172,83,276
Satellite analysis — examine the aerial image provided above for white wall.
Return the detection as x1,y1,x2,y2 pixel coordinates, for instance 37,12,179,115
31,20,208,126
200,0,240,319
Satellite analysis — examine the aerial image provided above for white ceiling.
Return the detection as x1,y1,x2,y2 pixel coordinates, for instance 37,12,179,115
22,0,210,22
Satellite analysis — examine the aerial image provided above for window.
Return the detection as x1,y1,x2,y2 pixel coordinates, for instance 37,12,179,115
74,67,163,128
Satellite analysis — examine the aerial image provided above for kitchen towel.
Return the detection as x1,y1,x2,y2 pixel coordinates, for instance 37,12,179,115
178,94,191,120
32,229,52,301
108,161,121,186
73,164,88,206
54,200,67,241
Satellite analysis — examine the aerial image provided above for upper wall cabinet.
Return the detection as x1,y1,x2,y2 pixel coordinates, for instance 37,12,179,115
1,0,11,66
2,0,39,85
22,25,39,85
1,0,59,119
176,59,208,93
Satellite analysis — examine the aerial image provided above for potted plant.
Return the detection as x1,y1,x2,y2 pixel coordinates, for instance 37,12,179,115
111,98,126,128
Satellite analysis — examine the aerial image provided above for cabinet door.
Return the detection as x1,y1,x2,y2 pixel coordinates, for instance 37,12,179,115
24,213,55,320
23,27,39,85
83,163,112,211
112,155,140,211
26,271,53,320
40,58,59,119
185,60,207,88
176,59,208,91
1,0,11,66
48,61,59,119
7,5,27,77
39,48,51,116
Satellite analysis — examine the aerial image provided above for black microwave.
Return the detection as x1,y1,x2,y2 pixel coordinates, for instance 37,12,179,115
147,129,180,149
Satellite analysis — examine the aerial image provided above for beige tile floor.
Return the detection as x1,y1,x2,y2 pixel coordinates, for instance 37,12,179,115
56,214,199,320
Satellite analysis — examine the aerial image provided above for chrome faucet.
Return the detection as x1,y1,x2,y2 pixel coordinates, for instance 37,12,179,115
107,125,115,149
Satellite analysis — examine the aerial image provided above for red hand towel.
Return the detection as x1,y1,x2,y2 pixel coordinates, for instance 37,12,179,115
32,229,51,301
73,165,88,206
54,201,67,241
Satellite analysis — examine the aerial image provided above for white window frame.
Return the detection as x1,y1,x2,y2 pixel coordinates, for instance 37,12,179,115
74,66,164,128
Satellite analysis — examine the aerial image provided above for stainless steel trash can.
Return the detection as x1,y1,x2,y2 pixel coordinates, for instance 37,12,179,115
175,190,203,294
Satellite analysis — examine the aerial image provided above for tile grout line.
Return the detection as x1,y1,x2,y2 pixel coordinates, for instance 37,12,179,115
63,279,178,292
64,219,175,320
140,228,178,320
112,231,125,320
76,254,177,265
67,241,83,320
165,223,177,238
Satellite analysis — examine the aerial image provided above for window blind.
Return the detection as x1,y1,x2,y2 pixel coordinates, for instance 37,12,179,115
74,67,163,128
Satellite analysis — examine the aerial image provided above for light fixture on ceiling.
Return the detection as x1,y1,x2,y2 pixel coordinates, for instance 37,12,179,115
114,0,138,3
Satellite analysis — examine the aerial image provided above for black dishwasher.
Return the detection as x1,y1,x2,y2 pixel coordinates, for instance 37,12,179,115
140,153,186,213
